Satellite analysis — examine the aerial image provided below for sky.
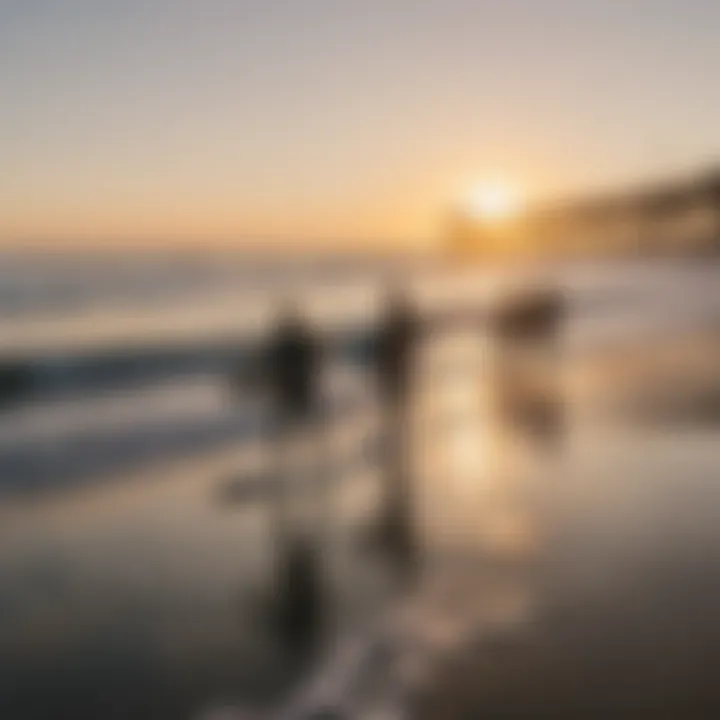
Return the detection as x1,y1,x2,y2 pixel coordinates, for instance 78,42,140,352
1,0,720,247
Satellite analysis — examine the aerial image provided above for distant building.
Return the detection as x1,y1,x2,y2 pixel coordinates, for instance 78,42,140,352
445,168,720,261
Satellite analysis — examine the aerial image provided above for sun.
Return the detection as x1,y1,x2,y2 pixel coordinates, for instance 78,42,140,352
465,182,523,222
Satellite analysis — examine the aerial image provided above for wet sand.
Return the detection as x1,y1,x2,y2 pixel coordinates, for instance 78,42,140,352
411,329,720,719
1,271,719,719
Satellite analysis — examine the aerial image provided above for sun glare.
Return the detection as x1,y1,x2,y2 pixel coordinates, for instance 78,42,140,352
466,182,523,222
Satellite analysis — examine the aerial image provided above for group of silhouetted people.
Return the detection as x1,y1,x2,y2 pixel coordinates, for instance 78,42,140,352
232,282,566,656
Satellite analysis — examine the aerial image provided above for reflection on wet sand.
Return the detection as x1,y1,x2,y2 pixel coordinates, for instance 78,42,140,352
2,282,720,719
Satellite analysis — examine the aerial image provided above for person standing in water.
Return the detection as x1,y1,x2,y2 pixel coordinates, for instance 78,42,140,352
263,304,327,655
370,288,424,584
491,286,567,446
269,307,322,432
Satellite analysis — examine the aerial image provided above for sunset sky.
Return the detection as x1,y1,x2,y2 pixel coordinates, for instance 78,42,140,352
2,0,720,247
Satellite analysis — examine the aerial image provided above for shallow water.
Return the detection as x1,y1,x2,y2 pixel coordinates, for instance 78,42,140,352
0,256,719,718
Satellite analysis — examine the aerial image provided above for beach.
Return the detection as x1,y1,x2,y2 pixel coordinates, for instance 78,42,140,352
0,254,718,718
